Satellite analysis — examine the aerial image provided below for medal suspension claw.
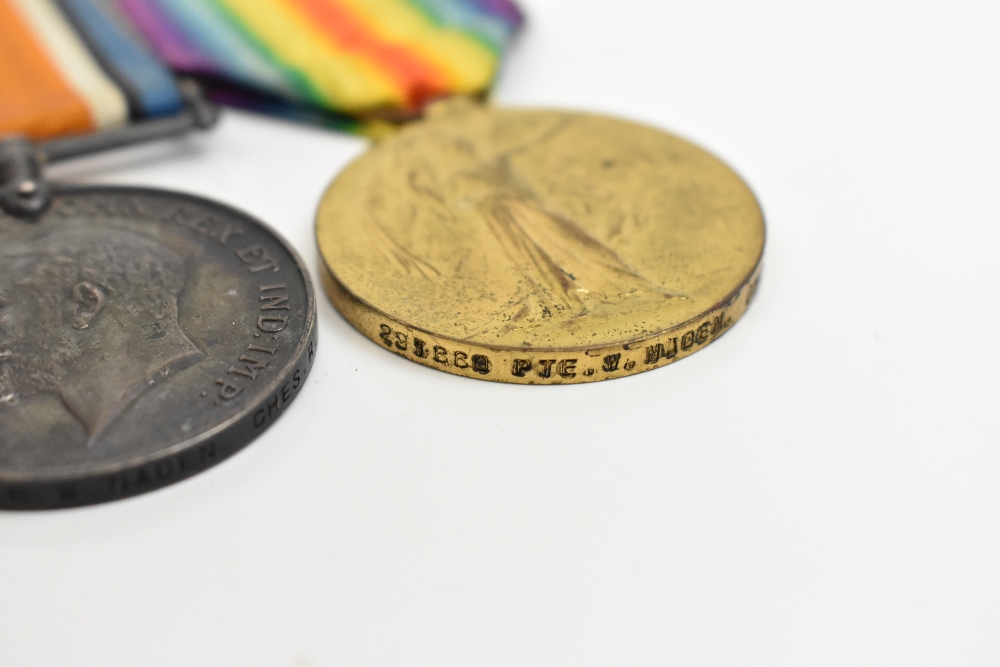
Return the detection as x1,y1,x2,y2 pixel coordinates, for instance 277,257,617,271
0,80,218,219
0,135,50,219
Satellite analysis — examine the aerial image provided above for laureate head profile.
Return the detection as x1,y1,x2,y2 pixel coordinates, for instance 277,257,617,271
0,228,202,443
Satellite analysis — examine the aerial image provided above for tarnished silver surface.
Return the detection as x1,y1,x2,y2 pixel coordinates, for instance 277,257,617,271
0,186,316,509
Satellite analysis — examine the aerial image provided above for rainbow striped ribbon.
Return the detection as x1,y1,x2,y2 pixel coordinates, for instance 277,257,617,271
0,0,523,140
118,0,523,128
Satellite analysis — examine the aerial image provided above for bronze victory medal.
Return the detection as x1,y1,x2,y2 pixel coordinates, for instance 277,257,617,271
317,103,763,384
0,187,316,509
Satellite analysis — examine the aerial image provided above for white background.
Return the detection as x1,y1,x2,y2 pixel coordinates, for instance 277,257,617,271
2,1,999,664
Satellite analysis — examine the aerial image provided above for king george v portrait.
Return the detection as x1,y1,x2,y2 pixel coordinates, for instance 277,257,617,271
0,228,202,445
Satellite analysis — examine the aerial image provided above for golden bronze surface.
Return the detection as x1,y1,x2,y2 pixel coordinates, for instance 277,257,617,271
317,102,764,384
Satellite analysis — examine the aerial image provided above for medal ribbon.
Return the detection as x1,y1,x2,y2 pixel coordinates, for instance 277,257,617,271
0,0,184,139
1,0,523,140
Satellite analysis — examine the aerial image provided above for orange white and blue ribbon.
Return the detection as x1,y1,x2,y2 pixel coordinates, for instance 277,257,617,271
0,0,183,139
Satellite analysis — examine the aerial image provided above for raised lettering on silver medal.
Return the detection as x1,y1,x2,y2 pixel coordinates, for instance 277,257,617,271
0,186,316,509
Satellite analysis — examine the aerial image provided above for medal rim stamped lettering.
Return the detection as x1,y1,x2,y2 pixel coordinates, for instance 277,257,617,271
316,102,765,385
320,261,761,385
